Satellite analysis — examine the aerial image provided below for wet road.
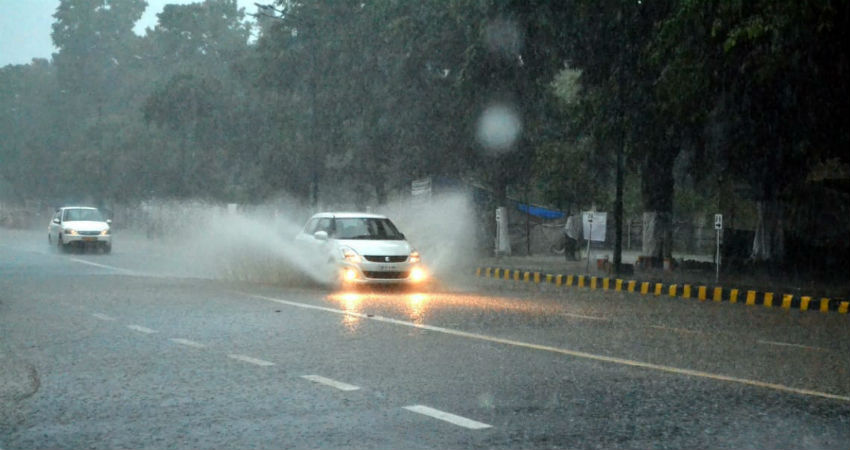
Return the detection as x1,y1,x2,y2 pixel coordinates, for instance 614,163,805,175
1,228,849,449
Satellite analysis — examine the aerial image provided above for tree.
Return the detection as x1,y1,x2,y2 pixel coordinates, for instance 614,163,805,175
51,0,146,112
652,0,850,264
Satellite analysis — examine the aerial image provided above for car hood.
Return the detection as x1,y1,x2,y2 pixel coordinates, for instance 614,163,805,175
334,239,411,256
62,220,109,231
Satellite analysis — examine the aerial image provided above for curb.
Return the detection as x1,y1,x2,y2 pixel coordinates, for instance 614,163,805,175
474,267,849,315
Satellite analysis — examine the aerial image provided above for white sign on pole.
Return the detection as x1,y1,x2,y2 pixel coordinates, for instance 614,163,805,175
582,212,607,242
495,207,511,256
714,213,723,230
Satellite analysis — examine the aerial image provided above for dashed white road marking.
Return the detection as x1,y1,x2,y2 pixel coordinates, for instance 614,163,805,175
650,325,703,335
127,325,158,334
227,354,275,367
70,258,137,275
243,292,850,402
757,340,826,352
562,312,609,321
301,375,361,391
170,338,206,349
403,405,492,430
92,313,115,321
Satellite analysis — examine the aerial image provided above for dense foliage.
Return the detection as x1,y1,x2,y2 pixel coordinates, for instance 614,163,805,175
1,0,848,264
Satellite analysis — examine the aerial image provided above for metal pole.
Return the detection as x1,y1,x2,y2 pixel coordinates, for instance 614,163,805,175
586,215,593,273
715,228,721,283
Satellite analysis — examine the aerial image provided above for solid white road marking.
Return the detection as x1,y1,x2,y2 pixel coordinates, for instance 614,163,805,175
757,340,826,352
70,258,137,275
242,292,850,402
92,313,115,321
403,405,492,430
227,354,275,367
127,325,158,334
301,375,361,391
170,338,206,349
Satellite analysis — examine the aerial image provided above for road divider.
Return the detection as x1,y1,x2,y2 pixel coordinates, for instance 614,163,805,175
475,267,850,316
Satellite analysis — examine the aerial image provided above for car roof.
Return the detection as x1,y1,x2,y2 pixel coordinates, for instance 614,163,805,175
311,211,388,219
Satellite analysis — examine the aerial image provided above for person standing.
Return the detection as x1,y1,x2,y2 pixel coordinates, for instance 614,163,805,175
564,214,582,261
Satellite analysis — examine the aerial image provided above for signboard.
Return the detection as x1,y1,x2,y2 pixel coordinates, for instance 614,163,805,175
714,214,723,230
582,212,607,242
495,206,511,255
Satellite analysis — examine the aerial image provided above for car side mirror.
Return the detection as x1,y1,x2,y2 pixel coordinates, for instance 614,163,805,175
53,218,60,224
107,219,112,225
314,230,329,241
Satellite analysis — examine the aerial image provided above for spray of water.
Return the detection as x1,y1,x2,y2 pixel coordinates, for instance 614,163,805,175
134,191,478,288
377,191,478,283
137,199,333,286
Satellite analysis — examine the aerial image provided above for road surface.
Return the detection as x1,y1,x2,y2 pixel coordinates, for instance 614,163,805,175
1,228,848,449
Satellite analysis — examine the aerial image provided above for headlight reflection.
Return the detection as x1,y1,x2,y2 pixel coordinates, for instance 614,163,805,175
328,291,439,328
406,293,428,324
336,292,363,331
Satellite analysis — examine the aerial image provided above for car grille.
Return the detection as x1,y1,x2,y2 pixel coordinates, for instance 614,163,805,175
79,230,101,236
364,255,407,263
363,271,410,279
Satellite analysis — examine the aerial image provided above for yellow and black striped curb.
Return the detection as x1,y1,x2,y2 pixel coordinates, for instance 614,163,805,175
474,267,849,315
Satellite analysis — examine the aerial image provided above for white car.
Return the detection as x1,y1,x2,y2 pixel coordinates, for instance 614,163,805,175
295,212,426,285
48,206,112,253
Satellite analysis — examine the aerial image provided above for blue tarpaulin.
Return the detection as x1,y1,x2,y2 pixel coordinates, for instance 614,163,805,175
515,202,564,220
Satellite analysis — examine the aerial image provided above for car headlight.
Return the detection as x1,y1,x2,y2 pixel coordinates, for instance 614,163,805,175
100,229,110,236
340,247,362,264
409,250,420,263
64,228,78,236
410,266,427,282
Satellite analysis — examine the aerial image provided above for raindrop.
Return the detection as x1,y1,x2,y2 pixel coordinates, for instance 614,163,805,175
476,104,522,155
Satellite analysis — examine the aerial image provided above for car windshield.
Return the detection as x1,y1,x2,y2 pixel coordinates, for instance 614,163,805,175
63,209,104,222
333,217,403,240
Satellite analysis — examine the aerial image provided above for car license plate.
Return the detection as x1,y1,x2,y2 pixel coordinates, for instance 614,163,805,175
379,264,394,271
83,237,96,242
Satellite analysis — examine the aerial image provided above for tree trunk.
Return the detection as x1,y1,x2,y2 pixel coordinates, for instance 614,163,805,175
640,150,676,261
641,211,672,259
751,199,784,262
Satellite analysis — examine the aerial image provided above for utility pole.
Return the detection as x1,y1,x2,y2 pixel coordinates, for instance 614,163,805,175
612,6,626,276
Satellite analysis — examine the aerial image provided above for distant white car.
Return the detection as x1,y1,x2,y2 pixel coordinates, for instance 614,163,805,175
48,206,112,253
295,212,426,285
